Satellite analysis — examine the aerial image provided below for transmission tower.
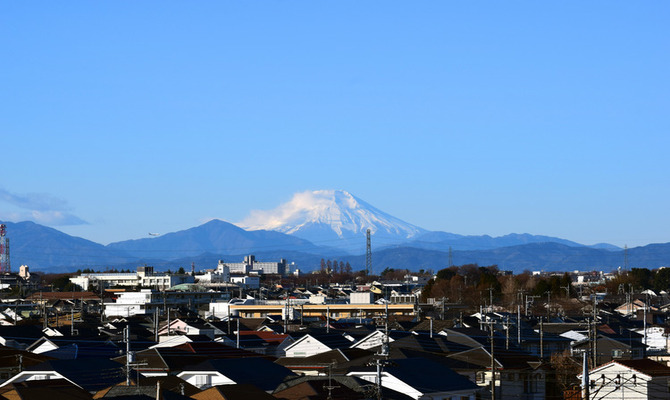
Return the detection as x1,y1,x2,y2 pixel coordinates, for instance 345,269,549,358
448,246,453,267
623,244,629,269
366,229,372,276
0,224,9,274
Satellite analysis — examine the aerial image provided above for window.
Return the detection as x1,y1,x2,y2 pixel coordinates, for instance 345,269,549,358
612,349,624,358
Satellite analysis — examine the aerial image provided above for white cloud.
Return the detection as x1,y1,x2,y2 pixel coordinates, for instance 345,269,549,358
0,188,87,226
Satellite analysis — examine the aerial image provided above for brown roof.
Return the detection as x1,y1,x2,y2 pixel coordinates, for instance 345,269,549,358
26,292,100,301
0,347,54,369
238,331,289,343
273,380,363,400
191,384,276,400
0,379,91,400
93,375,200,399
614,359,670,377
174,341,269,359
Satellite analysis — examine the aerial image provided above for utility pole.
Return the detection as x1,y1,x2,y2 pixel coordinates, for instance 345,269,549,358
581,351,590,400
561,285,570,299
326,306,330,334
505,316,509,350
70,307,75,336
539,317,544,359
236,317,240,349
545,291,551,317
488,321,496,400
167,307,171,336
592,297,598,367
284,296,289,334
124,326,133,386
487,287,494,313
643,293,648,356
375,302,390,400
517,304,521,345
324,362,339,400
153,309,158,342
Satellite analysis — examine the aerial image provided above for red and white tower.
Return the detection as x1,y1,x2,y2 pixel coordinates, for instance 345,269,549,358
0,224,9,274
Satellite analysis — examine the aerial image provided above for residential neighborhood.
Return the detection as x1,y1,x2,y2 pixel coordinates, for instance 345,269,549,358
0,257,665,400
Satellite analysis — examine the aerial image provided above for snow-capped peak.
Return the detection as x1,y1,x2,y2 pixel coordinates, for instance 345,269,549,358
236,190,426,245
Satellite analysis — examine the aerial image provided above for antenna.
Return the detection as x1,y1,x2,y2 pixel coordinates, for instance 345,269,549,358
365,229,372,276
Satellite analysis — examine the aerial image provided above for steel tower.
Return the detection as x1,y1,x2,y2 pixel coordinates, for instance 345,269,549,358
0,224,9,273
365,229,371,275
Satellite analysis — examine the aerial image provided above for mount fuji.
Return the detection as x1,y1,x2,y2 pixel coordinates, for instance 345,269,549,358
237,190,427,252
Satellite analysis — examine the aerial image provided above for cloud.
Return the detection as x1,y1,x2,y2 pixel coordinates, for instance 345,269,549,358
0,188,87,226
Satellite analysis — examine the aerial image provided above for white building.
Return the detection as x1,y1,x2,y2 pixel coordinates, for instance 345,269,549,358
580,359,670,400
104,288,228,317
230,276,260,289
70,266,194,291
196,260,231,284
221,255,288,276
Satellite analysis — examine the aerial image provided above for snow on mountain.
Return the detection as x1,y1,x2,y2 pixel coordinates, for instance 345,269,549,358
236,190,427,249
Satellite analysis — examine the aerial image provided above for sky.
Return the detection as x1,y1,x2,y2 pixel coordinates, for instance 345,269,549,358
1,2,669,248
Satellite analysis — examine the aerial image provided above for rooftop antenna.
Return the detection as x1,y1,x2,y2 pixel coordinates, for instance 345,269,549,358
366,229,372,276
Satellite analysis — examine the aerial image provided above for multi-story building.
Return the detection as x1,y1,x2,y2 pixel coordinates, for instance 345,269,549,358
196,260,231,283
221,255,287,276
70,266,194,291
104,288,229,317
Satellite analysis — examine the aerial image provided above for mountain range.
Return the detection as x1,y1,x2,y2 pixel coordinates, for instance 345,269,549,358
2,189,670,273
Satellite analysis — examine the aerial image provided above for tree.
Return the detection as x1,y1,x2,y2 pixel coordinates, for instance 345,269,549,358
629,268,652,290
177,267,186,275
52,275,79,292
654,268,670,293
436,267,457,281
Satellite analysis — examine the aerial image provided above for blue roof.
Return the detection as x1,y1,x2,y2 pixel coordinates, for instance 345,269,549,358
182,358,296,391
26,358,126,392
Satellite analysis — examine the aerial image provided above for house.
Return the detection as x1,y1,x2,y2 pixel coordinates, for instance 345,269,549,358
276,348,374,376
0,358,126,392
157,318,216,338
571,333,646,365
112,347,206,377
0,378,92,400
347,357,480,400
93,375,200,398
0,347,53,382
174,341,263,360
579,358,670,400
24,336,121,360
272,376,367,400
177,357,296,391
614,299,657,316
448,347,547,400
218,331,293,356
283,333,353,358
0,325,47,350
350,330,412,350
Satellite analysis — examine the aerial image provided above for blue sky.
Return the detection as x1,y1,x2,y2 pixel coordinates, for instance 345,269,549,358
1,2,668,247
